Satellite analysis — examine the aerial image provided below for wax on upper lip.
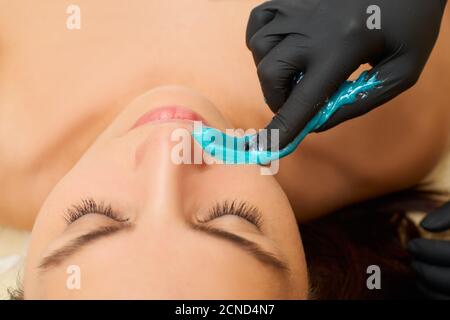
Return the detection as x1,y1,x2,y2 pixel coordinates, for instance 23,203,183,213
192,71,382,165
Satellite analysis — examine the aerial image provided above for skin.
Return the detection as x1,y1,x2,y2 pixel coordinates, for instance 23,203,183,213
0,0,448,298
1,1,450,230
23,86,308,299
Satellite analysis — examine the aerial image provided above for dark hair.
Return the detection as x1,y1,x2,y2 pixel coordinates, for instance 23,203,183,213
302,188,445,299
8,285,24,300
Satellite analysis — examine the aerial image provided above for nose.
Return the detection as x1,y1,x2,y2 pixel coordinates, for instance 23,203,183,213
131,123,203,227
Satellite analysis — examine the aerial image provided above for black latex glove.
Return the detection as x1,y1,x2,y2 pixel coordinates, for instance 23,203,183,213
408,202,450,300
246,0,447,149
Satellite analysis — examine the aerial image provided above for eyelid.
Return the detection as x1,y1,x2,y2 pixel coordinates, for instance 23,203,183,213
64,198,129,224
198,200,263,230
64,199,261,230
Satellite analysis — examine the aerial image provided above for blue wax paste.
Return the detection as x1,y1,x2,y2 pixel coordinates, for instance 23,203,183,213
192,71,382,165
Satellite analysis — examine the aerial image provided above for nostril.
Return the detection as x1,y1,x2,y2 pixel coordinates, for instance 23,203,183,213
134,138,149,169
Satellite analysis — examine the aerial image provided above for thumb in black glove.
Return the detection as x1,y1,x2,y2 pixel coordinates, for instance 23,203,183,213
247,0,447,149
408,201,450,300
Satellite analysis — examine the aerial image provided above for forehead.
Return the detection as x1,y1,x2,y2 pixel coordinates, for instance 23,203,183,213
28,223,291,299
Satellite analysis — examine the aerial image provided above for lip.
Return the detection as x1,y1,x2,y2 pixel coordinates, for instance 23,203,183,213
130,106,207,130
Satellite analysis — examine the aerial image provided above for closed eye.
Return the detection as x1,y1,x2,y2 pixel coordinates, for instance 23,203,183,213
197,200,263,230
63,198,129,224
63,199,261,229
39,199,285,274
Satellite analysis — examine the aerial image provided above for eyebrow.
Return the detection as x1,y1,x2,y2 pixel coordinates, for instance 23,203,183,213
191,224,289,273
38,224,133,270
38,221,289,275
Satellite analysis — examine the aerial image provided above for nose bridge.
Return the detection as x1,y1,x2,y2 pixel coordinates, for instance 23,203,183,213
133,130,189,224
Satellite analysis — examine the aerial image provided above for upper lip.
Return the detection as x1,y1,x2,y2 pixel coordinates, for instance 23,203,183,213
130,105,207,130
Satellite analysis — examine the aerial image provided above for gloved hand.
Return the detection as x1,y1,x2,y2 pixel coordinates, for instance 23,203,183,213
408,201,450,300
246,0,447,149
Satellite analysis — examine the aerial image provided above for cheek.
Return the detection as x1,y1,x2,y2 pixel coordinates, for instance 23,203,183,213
24,166,103,277
185,169,276,203
56,146,132,198
185,165,291,212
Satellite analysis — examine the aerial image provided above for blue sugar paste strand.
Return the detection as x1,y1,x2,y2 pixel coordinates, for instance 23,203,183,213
193,71,382,165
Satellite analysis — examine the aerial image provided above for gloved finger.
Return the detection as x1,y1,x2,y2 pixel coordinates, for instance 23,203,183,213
316,53,423,132
417,281,450,300
411,261,450,294
248,28,286,65
256,34,309,113
246,3,281,65
421,201,450,232
408,238,450,266
246,2,277,48
264,51,360,149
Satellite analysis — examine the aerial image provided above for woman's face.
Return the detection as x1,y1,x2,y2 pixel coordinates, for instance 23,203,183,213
23,86,308,299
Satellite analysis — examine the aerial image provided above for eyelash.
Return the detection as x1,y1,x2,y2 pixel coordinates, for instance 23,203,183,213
64,198,129,224
64,199,262,229
198,200,263,229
